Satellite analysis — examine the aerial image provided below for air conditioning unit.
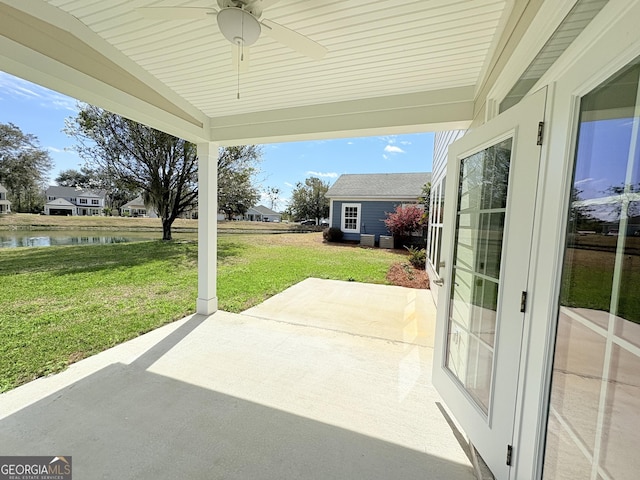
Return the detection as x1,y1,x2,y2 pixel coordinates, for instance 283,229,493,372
360,234,375,247
379,235,394,249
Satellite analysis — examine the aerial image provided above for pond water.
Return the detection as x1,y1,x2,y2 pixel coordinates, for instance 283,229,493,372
0,230,158,249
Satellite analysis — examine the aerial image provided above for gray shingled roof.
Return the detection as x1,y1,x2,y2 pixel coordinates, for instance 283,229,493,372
122,195,146,209
325,172,431,199
252,205,281,216
46,186,106,198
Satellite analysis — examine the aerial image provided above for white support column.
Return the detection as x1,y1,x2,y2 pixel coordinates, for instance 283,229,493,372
196,142,219,315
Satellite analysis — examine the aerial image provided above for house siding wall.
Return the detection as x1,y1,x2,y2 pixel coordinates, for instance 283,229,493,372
331,200,404,242
427,130,466,303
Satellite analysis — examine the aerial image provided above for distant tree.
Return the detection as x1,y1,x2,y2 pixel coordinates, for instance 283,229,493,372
264,186,281,211
419,182,431,223
289,177,330,223
601,182,640,221
217,145,262,220
66,105,198,240
55,168,92,188
0,122,52,212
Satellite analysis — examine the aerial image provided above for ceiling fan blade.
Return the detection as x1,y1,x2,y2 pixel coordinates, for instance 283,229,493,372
261,19,327,60
135,7,216,20
231,44,251,73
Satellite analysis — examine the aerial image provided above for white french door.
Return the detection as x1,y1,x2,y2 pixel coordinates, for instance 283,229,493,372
433,87,546,479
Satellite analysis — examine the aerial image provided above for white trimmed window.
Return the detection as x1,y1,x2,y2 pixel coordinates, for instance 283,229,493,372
341,203,361,233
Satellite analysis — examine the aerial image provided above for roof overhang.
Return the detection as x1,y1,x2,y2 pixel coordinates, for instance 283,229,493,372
0,0,524,145
327,196,423,202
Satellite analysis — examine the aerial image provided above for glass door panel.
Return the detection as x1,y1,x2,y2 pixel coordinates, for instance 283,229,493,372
543,55,640,480
433,87,545,479
446,138,512,413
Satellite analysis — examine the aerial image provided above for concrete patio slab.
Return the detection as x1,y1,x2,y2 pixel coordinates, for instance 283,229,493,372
243,278,436,347
0,280,473,479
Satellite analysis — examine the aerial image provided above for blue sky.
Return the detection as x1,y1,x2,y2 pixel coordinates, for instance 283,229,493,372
0,71,433,209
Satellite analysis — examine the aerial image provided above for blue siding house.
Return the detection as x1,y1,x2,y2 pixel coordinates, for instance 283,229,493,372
326,172,431,243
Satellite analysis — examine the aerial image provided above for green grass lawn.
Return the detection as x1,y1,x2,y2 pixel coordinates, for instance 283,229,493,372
0,233,403,392
560,246,640,323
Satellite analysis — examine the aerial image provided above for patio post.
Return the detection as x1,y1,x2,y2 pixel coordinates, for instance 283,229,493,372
196,141,219,315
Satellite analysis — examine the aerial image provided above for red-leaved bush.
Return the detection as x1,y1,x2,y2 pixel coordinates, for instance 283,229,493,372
384,204,425,237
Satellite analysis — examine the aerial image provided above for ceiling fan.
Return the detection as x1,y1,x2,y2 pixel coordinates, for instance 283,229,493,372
136,0,327,71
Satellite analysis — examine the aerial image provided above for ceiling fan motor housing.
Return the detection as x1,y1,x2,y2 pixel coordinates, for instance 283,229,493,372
217,0,263,18
217,7,262,46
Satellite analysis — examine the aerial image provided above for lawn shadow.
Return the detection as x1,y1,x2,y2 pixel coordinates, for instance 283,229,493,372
217,239,247,260
0,239,248,276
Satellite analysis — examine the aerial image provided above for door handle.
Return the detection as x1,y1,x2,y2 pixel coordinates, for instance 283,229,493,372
432,278,444,286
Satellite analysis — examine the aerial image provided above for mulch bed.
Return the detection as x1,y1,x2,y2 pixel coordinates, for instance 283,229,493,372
386,262,430,289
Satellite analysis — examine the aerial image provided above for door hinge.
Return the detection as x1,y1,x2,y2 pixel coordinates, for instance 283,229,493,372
520,291,527,313
507,444,513,466
537,121,544,145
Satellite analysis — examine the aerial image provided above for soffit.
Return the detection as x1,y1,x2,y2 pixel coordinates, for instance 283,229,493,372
41,0,506,124
3,0,507,139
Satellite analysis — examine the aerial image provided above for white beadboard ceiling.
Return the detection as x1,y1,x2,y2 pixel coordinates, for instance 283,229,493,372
2,0,510,142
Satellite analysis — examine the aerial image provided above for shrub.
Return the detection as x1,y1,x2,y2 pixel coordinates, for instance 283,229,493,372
405,245,426,270
384,204,425,238
323,227,344,242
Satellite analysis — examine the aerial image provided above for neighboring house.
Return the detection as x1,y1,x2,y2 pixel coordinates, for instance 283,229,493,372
179,205,197,220
120,195,158,218
325,172,431,243
44,186,106,216
245,205,281,222
0,183,11,214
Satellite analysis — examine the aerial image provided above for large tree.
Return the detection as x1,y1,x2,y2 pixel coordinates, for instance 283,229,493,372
0,122,52,212
67,105,262,236
217,145,261,220
289,177,330,223
66,105,198,240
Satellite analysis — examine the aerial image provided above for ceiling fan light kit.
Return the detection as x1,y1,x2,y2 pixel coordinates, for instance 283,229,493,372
137,0,328,76
217,7,261,46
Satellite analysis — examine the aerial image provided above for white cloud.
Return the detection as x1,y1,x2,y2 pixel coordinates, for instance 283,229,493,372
380,135,398,144
307,171,338,178
284,182,294,188
384,145,405,154
51,100,78,112
47,146,78,156
575,177,594,185
382,154,388,160
0,72,77,112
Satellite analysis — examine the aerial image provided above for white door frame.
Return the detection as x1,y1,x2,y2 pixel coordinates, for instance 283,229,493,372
516,24,640,480
433,87,547,479
477,2,640,479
